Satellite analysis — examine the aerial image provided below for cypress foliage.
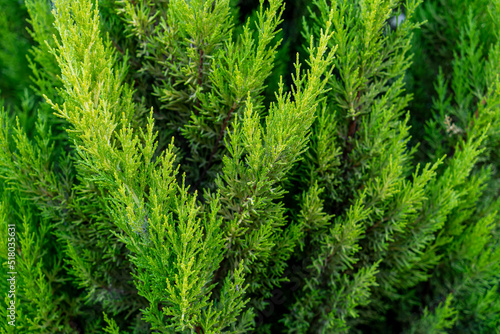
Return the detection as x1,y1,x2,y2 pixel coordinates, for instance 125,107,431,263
0,0,498,333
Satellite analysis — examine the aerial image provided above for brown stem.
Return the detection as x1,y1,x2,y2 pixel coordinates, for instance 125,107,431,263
198,49,204,87
342,91,362,164
468,98,485,130
111,38,140,68
194,48,205,116
199,103,238,182
342,117,358,162
365,217,388,235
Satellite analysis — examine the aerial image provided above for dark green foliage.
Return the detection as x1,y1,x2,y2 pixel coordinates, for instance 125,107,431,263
0,0,31,110
0,0,498,333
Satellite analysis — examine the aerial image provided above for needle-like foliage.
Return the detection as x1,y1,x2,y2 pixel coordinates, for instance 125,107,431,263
0,0,498,333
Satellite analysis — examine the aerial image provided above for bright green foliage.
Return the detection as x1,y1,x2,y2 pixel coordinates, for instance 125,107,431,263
406,294,458,334
0,0,498,333
112,0,287,191
282,0,441,331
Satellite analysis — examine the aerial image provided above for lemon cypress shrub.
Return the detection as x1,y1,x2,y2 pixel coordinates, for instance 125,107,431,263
0,0,498,333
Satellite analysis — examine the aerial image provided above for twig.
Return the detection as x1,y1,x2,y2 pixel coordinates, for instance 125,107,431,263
199,103,238,182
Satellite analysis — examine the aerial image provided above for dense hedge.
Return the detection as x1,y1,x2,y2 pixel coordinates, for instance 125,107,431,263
0,0,499,333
